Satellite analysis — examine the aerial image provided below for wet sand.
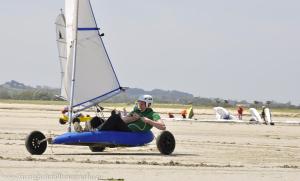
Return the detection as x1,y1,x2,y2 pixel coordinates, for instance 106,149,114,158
0,103,299,181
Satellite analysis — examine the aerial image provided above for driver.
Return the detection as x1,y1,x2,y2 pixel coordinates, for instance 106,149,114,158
94,95,166,132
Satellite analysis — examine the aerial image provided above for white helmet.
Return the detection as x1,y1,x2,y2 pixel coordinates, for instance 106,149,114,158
138,95,153,108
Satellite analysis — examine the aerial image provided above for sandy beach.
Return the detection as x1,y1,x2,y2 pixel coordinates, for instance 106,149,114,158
0,103,299,181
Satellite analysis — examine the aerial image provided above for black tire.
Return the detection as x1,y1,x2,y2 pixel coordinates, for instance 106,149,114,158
156,131,176,155
89,146,105,152
25,131,47,155
59,118,67,125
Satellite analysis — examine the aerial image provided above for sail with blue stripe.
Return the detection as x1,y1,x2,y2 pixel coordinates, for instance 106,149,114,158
59,0,122,111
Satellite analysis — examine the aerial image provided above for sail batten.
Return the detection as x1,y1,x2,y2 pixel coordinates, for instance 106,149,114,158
78,27,99,31
58,0,122,111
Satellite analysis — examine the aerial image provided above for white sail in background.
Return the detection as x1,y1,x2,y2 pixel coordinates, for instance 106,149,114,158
55,12,67,99
249,108,263,123
61,0,122,110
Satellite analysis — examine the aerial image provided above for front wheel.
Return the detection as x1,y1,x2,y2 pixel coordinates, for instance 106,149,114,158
89,146,105,152
156,131,175,155
25,131,47,155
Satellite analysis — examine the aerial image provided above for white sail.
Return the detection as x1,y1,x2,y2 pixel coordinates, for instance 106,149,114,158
62,0,122,110
55,13,67,99
213,107,236,120
249,108,263,123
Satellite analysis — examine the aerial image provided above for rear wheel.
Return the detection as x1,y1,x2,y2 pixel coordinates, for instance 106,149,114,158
25,131,47,155
89,146,105,152
156,131,175,155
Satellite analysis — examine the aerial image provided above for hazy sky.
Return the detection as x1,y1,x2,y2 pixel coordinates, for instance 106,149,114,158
0,0,299,104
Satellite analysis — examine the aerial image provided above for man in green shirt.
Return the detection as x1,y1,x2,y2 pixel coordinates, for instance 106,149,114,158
98,95,166,132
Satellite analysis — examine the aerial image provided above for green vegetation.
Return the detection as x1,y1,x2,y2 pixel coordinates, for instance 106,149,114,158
0,99,298,113
0,99,66,105
0,80,299,110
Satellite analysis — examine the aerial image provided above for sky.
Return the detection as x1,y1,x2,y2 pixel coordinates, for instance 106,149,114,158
0,0,299,105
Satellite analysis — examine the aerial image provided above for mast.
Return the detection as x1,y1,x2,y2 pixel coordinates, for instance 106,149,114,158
68,0,79,132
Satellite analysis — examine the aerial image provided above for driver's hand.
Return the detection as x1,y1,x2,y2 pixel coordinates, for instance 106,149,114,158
132,113,141,120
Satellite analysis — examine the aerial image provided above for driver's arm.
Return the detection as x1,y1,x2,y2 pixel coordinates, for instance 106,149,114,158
141,117,166,130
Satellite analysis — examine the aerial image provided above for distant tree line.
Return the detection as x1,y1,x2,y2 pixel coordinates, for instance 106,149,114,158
0,80,299,109
0,87,59,100
107,89,300,109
